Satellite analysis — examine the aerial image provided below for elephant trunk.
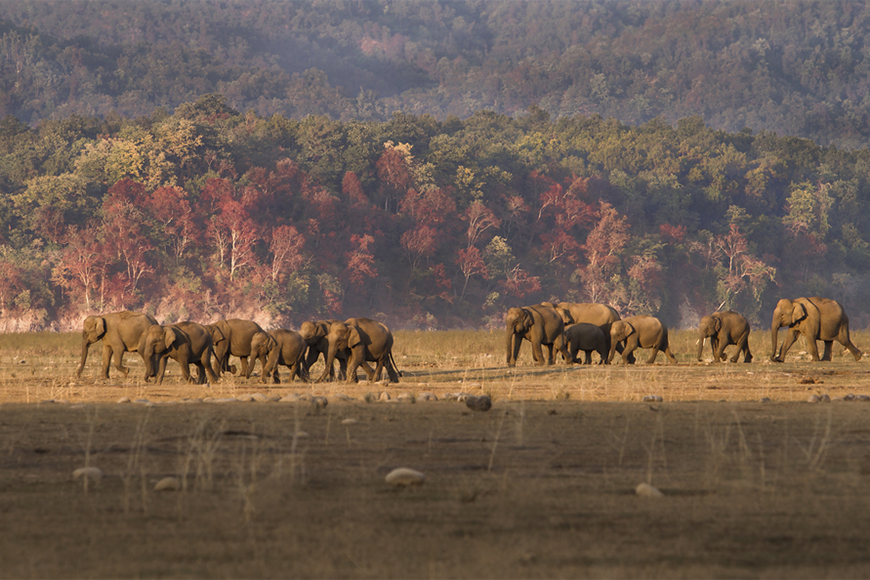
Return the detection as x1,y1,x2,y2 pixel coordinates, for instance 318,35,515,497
506,330,514,365
76,334,91,377
770,313,783,362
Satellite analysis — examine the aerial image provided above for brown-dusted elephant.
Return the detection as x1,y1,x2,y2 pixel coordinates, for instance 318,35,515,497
248,329,309,384
770,297,861,362
298,319,345,380
206,319,266,377
141,321,219,385
77,311,158,379
608,315,677,365
697,310,752,363
319,318,399,383
506,304,569,367
542,301,630,363
564,322,608,364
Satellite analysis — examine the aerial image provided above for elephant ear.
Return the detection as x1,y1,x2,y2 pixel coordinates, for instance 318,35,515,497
163,327,176,350
89,316,107,340
713,316,722,332
347,326,362,349
793,302,808,322
267,333,278,351
209,325,226,345
521,308,534,330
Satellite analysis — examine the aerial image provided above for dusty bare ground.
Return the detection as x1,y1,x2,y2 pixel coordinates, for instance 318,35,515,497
2,331,870,577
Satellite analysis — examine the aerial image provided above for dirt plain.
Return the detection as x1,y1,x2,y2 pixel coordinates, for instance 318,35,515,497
2,330,870,578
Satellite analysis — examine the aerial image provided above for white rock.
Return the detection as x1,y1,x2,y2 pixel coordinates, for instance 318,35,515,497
844,394,856,401
379,392,391,402
279,394,301,403
154,476,181,491
397,393,415,403
134,399,150,404
236,394,255,402
311,396,328,409
857,394,870,401
759,397,772,403
385,467,425,487
117,397,131,404
250,393,272,403
642,395,663,402
635,483,663,497
73,467,103,482
341,418,358,425
808,394,821,403
211,397,239,403
418,392,438,402
820,394,831,403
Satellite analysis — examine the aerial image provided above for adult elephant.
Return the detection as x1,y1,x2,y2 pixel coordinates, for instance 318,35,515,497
298,319,345,381
505,304,569,367
320,318,399,384
248,329,309,384
141,321,219,385
770,297,862,362
697,310,752,363
77,311,158,379
608,315,677,365
543,301,629,364
564,322,608,365
206,319,266,377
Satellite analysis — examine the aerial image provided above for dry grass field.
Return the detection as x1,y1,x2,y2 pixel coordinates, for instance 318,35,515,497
2,329,870,578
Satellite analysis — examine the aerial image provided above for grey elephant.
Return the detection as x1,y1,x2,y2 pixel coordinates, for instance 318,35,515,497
77,311,158,379
206,318,266,377
542,301,630,363
564,322,608,364
319,318,399,383
608,315,677,364
141,321,219,385
506,304,569,367
770,297,861,362
697,310,752,363
248,329,309,384
298,319,346,380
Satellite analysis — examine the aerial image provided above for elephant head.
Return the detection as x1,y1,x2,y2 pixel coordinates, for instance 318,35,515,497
82,316,107,344
249,331,278,379
770,299,809,361
697,314,722,360
505,307,534,365
142,325,176,377
608,320,635,363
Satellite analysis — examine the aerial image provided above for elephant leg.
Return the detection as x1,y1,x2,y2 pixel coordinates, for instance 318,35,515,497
805,337,822,361
112,346,130,377
664,345,678,364
584,350,593,365
778,329,801,361
838,326,863,361
821,341,833,361
193,362,207,384
155,356,170,385
178,358,194,384
531,338,546,366
272,366,281,384
645,348,660,364
238,356,249,376
372,358,385,382
545,343,555,365
621,340,638,365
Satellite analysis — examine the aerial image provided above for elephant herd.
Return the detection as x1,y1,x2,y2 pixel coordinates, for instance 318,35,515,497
76,313,401,385
506,296,863,367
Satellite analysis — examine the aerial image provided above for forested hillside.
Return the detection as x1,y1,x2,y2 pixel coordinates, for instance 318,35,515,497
0,95,868,331
1,1,870,147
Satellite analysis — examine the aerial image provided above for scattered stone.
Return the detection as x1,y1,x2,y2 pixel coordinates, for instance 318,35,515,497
397,393,415,403
117,397,131,404
279,394,301,403
73,467,103,483
134,399,150,404
642,395,664,403
341,418,358,425
857,394,870,401
236,394,255,402
635,482,663,497
385,467,425,487
331,393,354,402
311,396,328,410
250,393,272,403
154,476,181,491
844,394,856,401
447,392,470,402
759,397,772,403
378,392,391,402
465,395,492,412
833,396,845,402
808,394,821,403
181,398,203,404
820,394,831,403
210,397,239,403
417,392,438,402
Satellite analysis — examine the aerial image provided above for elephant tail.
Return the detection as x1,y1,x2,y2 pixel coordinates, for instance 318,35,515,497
387,350,402,382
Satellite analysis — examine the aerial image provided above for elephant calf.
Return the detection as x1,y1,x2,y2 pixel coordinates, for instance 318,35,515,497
142,321,219,385
564,323,608,364
248,329,309,384
697,310,752,363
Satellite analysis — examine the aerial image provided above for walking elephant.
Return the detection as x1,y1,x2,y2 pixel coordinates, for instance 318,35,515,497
770,297,861,362
141,321,219,385
608,315,677,365
77,311,158,379
206,318,266,377
319,318,399,383
697,310,752,363
298,319,345,380
248,329,309,384
564,322,608,364
505,304,569,367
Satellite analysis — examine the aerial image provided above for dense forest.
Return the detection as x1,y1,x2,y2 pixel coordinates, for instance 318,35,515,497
0,1,870,331
0,94,867,331
2,1,870,148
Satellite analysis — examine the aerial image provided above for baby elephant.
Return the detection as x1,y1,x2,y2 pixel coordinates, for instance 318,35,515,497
697,310,752,363
564,323,608,364
608,315,677,364
248,329,309,384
